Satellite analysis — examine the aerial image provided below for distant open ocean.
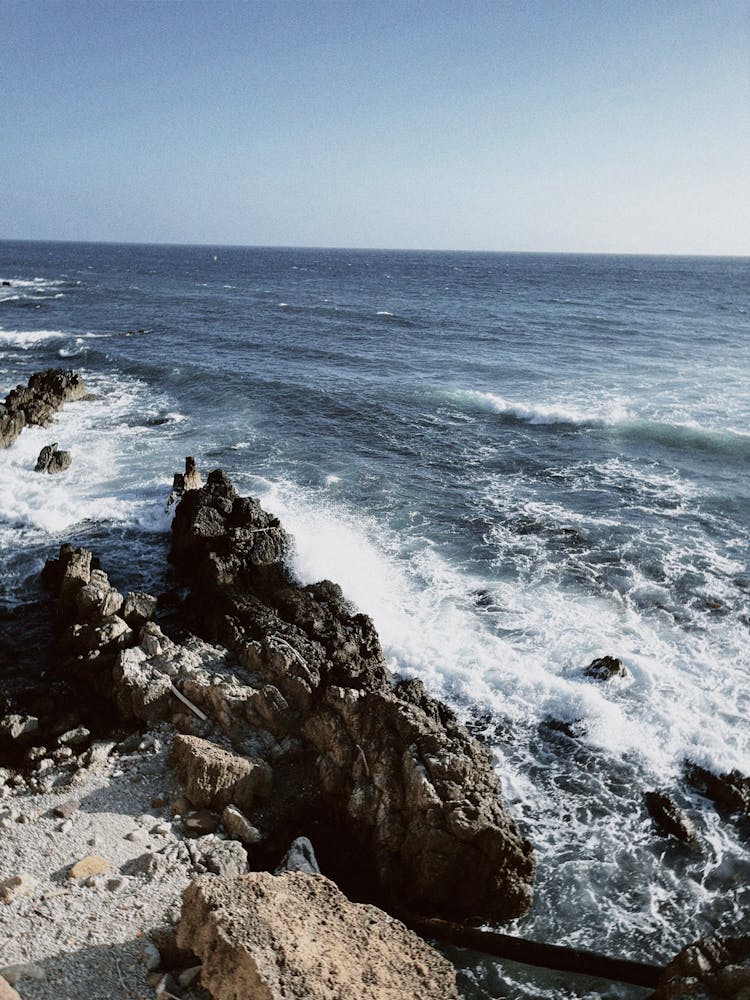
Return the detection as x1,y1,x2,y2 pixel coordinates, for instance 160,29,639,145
1,241,748,998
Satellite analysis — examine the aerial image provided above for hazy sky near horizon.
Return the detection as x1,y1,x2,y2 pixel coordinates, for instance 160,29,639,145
2,1,749,254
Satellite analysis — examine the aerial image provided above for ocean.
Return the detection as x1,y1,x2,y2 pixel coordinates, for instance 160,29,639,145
1,241,748,998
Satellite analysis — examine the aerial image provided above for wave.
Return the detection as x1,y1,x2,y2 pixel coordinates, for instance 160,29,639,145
0,328,69,349
458,389,627,427
455,390,750,457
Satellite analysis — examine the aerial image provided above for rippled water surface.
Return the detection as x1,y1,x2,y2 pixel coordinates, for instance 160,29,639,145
1,242,748,997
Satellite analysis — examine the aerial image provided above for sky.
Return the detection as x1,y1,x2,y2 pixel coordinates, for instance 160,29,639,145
1,0,749,254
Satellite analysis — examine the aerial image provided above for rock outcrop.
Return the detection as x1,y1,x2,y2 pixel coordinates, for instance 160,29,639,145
0,369,88,449
648,935,750,999
177,872,460,1000
34,443,72,474
168,470,535,921
686,764,750,816
39,469,536,923
584,655,627,681
644,792,699,847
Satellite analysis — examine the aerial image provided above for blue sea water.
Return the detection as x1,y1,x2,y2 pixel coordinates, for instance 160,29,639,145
1,241,748,998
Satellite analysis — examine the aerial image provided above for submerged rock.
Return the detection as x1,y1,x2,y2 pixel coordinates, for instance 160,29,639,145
644,791,699,847
177,872,460,1000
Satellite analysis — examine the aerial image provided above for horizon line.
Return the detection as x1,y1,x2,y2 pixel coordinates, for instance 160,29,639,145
0,236,748,260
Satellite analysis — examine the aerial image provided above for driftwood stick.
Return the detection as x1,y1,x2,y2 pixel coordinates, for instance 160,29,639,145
397,913,663,989
169,683,208,722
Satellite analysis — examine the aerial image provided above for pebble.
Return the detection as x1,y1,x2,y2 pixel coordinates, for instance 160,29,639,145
53,798,81,820
58,726,91,747
58,819,73,834
68,854,109,879
178,966,202,988
0,874,39,903
141,939,161,971
151,822,172,836
126,829,147,843
137,813,158,827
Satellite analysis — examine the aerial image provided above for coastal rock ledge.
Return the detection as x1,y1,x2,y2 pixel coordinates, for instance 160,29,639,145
169,469,536,921
0,369,88,449
41,468,535,923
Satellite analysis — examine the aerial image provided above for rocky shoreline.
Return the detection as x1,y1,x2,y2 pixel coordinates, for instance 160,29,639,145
1,370,749,999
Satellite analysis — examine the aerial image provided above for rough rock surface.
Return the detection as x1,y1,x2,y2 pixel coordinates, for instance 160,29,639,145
686,764,750,816
0,369,88,449
168,470,535,921
644,792,699,847
34,443,72,474
648,935,750,999
171,735,272,813
177,871,460,1000
583,655,627,681
39,470,535,922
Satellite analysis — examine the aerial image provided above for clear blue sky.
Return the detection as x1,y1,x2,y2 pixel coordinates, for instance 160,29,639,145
1,0,748,253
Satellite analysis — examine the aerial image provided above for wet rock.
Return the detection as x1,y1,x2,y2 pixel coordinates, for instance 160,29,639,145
275,836,320,875
1,369,88,449
644,792,698,846
583,655,627,680
685,764,750,815
177,872,460,1000
171,735,272,814
649,934,750,999
34,442,72,474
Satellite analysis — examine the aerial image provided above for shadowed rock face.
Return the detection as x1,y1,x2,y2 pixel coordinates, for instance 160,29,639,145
0,369,88,449
169,470,536,922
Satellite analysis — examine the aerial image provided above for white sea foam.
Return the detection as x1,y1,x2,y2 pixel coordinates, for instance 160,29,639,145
248,476,750,782
458,389,631,427
0,329,69,349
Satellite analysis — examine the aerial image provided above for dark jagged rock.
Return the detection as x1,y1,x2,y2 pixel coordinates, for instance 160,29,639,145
1,369,88,449
648,935,750,999
168,469,535,922
644,791,699,847
685,763,750,815
583,655,627,680
34,443,72,474
37,470,535,922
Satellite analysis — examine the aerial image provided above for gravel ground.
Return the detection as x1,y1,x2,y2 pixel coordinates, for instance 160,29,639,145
0,727,196,1000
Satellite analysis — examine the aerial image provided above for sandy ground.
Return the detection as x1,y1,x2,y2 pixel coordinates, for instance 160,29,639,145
0,727,197,1000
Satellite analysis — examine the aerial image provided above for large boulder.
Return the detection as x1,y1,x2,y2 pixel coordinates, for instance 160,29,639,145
171,734,272,813
177,872,460,1000
169,470,535,922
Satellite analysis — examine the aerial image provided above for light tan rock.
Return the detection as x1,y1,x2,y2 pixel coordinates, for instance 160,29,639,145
0,874,39,903
0,976,21,999
171,735,271,813
177,872,459,1000
222,804,262,846
68,854,108,879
